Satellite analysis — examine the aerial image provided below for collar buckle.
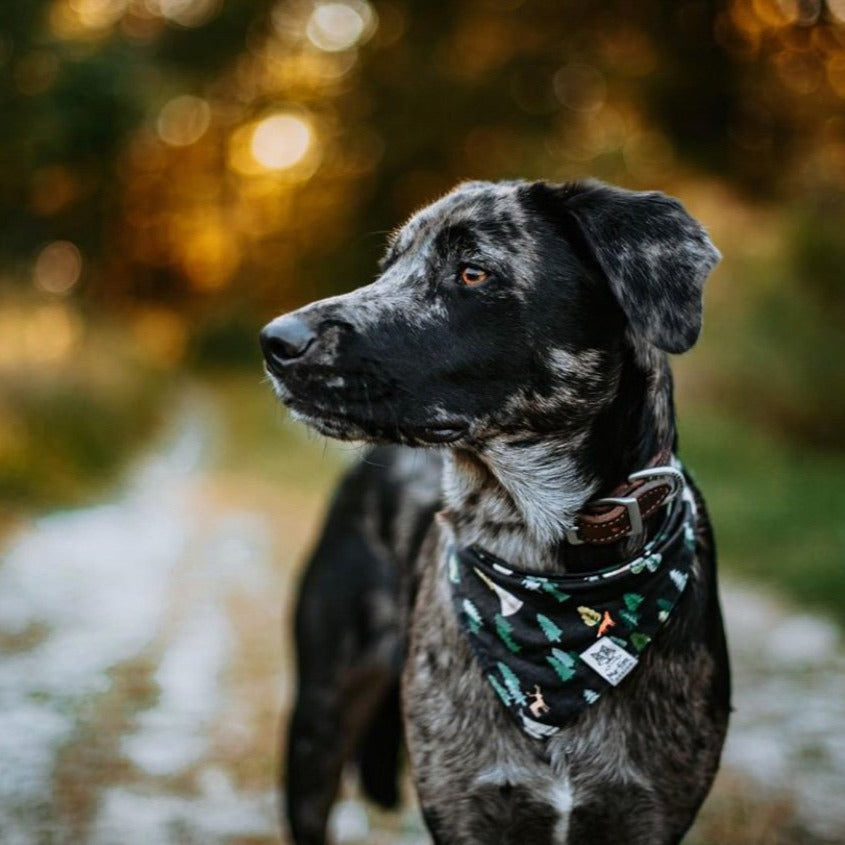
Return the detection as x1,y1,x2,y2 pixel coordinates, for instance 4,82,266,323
565,465,685,546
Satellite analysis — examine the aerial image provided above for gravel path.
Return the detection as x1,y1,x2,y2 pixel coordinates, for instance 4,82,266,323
0,395,842,844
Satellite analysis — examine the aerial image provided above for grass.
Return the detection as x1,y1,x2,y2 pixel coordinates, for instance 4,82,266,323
678,402,845,627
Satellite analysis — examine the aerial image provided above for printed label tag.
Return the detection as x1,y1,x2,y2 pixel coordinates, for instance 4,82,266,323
580,637,638,686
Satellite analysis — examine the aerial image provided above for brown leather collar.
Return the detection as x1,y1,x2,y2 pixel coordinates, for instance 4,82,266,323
565,451,685,546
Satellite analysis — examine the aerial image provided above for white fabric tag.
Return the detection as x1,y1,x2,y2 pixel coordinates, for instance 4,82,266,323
580,637,638,686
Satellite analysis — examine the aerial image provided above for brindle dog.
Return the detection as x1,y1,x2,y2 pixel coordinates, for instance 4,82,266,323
260,180,731,845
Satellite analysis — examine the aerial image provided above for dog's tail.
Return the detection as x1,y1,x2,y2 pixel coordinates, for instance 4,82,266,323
356,679,403,808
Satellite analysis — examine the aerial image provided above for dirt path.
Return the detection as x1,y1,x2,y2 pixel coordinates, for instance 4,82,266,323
0,390,842,844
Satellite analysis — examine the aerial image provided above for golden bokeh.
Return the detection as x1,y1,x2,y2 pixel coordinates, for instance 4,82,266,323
250,114,312,169
33,241,84,295
305,1,375,52
228,112,319,178
156,96,212,147
0,302,82,369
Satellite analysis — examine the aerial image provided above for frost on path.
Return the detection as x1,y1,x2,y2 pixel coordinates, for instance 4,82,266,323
0,399,280,844
719,583,845,844
0,395,843,844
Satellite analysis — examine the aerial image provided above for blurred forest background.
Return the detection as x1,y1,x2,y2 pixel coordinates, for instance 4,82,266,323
2,0,844,611
1,0,844,843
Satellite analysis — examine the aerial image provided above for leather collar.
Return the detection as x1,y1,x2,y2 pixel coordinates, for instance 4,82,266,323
564,451,685,547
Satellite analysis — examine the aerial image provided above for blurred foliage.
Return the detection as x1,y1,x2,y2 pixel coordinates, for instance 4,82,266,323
0,300,166,511
678,402,845,626
0,0,844,509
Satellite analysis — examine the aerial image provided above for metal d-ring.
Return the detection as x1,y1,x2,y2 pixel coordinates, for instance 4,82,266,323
627,465,685,500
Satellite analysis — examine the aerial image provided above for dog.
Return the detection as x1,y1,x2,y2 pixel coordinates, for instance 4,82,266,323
260,179,731,844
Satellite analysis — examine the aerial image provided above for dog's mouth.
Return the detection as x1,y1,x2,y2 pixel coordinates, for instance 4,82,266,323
265,365,469,445
290,402,468,445
411,424,466,444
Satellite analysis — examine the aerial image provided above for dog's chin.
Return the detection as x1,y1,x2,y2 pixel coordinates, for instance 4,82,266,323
266,368,468,446
288,406,370,441
286,401,468,447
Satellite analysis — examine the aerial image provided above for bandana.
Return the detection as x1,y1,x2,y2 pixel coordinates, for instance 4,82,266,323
449,485,697,740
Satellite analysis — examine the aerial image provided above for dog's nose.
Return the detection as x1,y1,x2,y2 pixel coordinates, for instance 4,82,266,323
260,315,317,371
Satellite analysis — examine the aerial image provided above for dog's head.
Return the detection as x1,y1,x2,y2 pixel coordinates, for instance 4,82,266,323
260,180,719,446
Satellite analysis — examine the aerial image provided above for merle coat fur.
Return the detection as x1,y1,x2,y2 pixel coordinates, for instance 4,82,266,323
261,180,731,845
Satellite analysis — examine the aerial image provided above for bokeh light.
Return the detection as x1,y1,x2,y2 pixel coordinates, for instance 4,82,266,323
33,241,83,295
67,0,129,31
248,114,312,171
830,0,845,23
156,95,212,147
305,1,374,52
0,302,81,368
145,0,221,27
25,304,82,364
554,64,606,113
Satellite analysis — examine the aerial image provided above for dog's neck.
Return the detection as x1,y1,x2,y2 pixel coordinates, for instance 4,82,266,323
440,343,674,573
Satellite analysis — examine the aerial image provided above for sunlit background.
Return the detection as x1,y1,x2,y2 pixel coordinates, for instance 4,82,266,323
1,1,844,843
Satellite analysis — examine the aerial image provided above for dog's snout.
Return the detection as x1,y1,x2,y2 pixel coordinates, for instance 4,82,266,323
260,315,317,372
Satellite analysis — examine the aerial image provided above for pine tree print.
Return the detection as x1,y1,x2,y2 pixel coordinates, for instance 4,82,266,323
521,577,543,591
463,599,483,635
546,648,576,682
623,593,644,613
583,689,600,704
610,636,628,649
495,613,521,653
536,613,563,643
487,674,511,706
657,597,674,622
684,523,696,551
633,552,661,574
497,661,526,706
630,632,651,652
669,569,688,592
540,582,570,603
619,609,639,629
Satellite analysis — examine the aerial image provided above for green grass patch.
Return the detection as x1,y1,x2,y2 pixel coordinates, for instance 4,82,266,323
678,405,845,626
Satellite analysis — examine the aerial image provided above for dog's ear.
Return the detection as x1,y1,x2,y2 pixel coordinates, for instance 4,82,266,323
527,180,720,353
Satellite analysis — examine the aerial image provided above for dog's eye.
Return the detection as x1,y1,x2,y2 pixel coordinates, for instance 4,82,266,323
459,265,489,287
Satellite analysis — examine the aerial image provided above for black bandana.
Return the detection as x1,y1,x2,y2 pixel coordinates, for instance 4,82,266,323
449,486,697,740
